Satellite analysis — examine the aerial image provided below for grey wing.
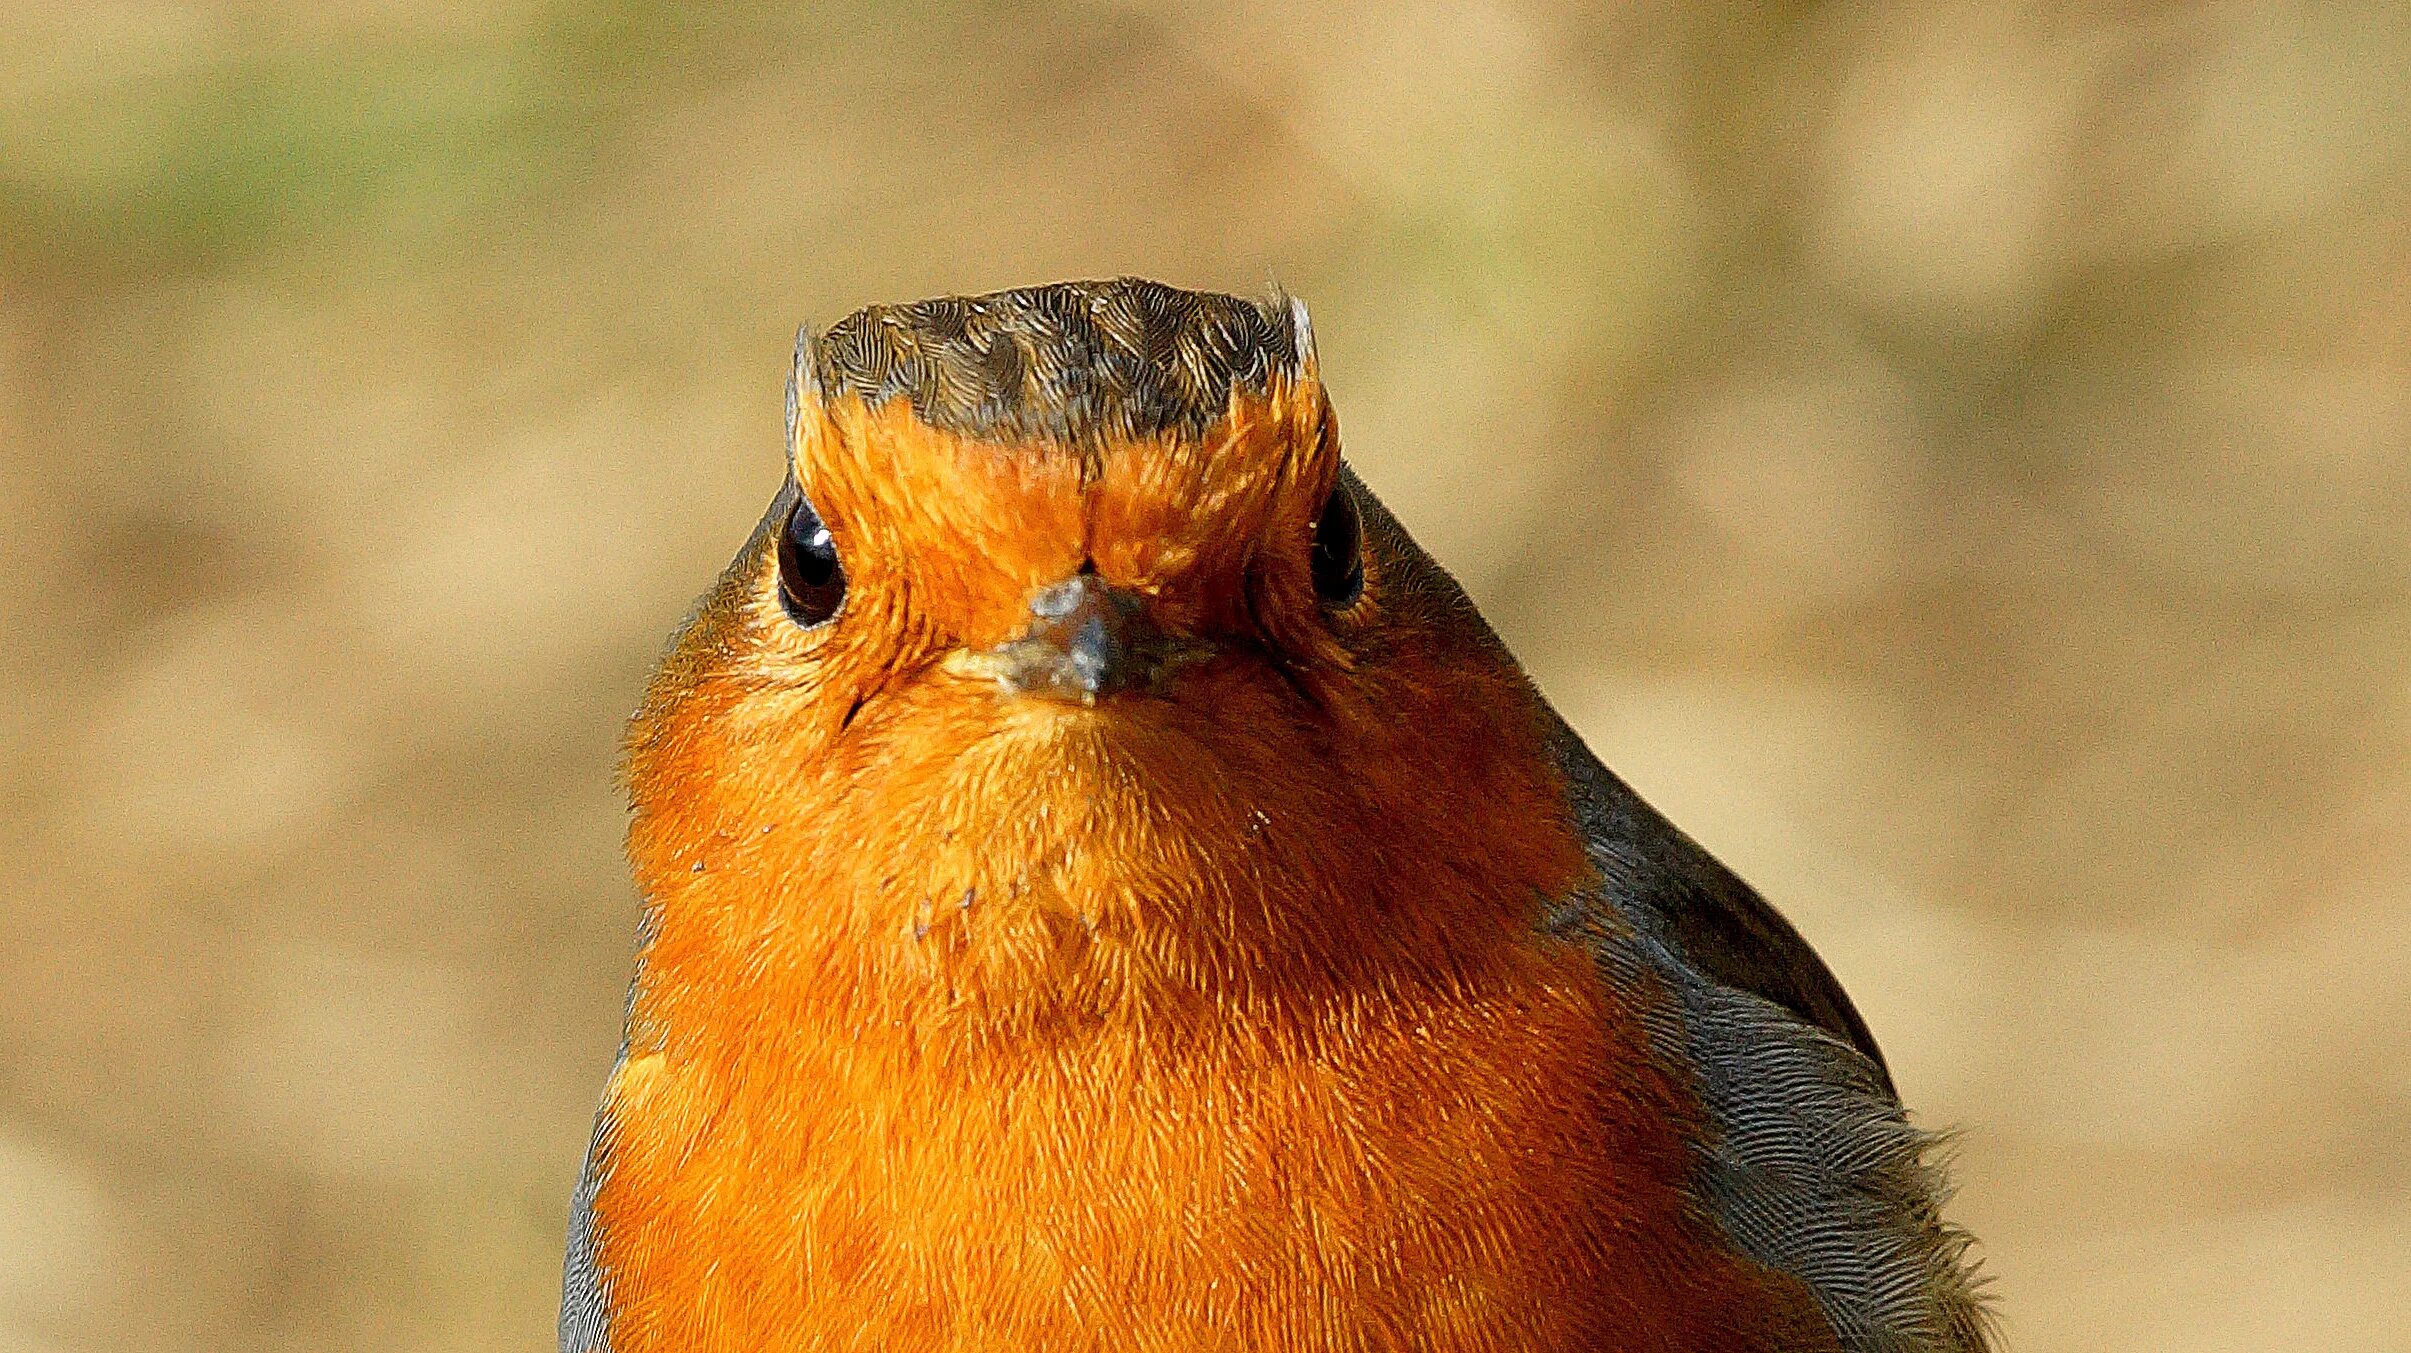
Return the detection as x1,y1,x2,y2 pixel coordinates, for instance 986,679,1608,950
559,1091,614,1353
1545,712,1992,1353
1542,709,1891,1085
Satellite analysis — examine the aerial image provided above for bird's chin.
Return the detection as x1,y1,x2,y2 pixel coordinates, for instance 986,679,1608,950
888,673,1294,867
949,687,1230,797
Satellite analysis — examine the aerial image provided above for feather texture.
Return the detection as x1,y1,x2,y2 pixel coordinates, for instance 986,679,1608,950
563,280,1990,1352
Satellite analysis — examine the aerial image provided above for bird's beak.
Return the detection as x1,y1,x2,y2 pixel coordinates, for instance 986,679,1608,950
944,573,1211,706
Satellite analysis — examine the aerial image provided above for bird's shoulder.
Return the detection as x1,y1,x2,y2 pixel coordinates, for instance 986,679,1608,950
1541,715,1889,1080
1542,714,1992,1353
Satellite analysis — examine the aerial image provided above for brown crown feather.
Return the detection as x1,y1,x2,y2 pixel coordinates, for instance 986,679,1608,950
804,277,1302,446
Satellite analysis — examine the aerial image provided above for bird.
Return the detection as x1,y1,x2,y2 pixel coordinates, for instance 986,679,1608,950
559,277,1989,1353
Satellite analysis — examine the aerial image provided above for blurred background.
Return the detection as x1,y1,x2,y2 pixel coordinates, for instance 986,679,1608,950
4,2,2408,1350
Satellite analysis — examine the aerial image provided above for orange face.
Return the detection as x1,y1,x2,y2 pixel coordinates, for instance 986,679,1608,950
622,366,1586,1046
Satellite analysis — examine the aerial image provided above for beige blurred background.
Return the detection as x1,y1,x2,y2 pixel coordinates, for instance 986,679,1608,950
4,2,2408,1350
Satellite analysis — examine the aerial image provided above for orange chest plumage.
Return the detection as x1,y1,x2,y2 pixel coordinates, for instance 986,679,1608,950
590,700,1834,1353
593,939,1828,1353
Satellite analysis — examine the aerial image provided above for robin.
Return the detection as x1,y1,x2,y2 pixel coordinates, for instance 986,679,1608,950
559,278,1990,1353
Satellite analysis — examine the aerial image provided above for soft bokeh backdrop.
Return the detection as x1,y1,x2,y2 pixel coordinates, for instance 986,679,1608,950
5,3,2408,1350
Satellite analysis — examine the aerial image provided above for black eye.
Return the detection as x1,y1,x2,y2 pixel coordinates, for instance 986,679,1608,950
776,492,846,627
1309,482,1365,606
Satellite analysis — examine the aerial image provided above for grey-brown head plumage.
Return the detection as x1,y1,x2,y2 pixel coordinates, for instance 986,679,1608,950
806,277,1303,445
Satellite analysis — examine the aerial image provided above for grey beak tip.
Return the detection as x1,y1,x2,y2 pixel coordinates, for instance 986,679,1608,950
1066,615,1119,694
983,572,1174,705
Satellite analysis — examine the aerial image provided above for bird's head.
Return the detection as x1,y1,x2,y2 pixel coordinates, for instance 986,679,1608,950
625,279,1588,1041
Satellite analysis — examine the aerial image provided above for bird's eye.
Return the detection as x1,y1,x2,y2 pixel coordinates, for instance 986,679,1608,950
1309,482,1365,607
776,492,846,627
